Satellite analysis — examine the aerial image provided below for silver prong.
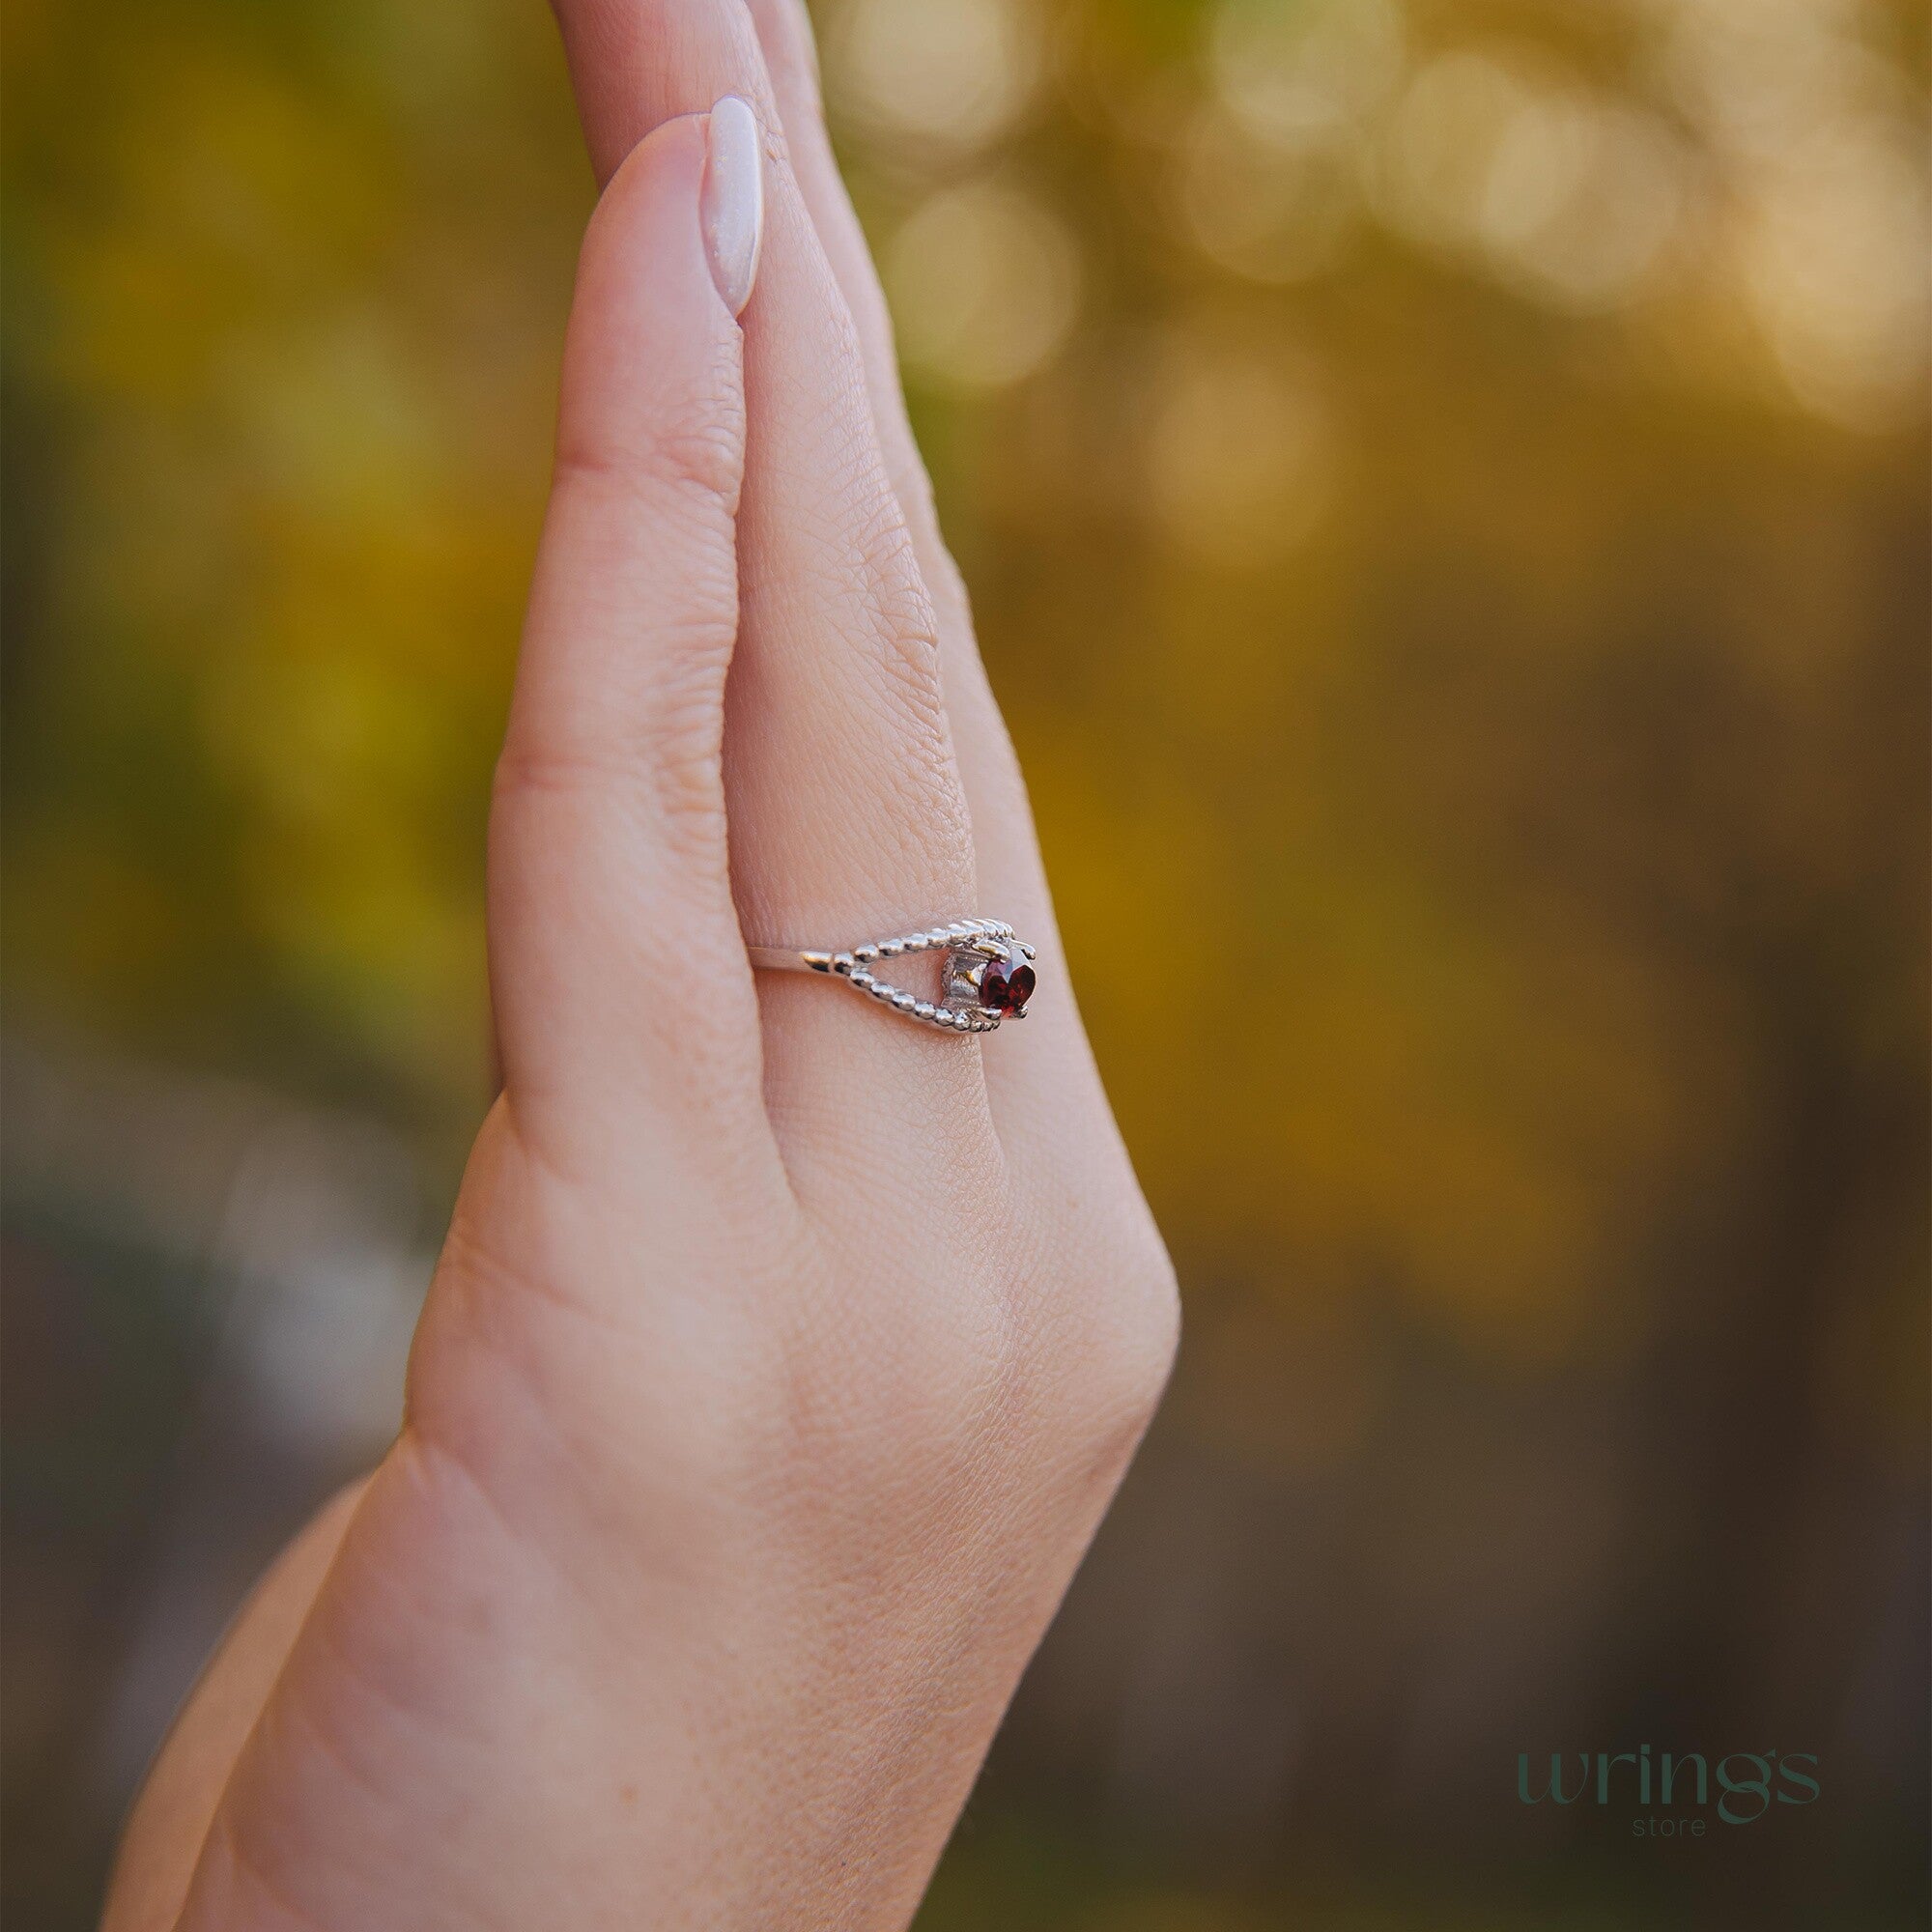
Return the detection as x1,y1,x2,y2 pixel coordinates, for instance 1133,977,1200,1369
802,952,835,972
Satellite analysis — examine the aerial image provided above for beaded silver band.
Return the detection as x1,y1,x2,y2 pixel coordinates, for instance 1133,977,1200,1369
747,919,1036,1033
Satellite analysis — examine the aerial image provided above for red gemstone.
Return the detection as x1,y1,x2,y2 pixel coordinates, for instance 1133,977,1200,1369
979,950,1035,1015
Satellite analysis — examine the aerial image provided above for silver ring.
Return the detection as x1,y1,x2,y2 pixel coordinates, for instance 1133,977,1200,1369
747,918,1037,1033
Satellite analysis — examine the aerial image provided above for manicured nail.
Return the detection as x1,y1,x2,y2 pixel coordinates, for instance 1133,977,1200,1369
701,96,764,318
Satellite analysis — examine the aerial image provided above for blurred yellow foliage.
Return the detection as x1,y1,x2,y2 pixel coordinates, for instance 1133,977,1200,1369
7,0,1925,1358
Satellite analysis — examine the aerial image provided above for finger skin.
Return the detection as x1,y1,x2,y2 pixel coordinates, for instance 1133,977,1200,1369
740,0,1041,889
489,108,769,1173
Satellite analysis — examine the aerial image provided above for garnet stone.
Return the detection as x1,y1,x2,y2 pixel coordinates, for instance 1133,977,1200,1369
979,947,1036,1016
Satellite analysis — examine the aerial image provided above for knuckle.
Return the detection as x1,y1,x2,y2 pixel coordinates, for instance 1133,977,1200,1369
1057,1229,1182,1443
552,423,737,510
631,652,732,837
554,352,746,510
855,515,946,693
808,419,951,722
769,1226,1179,1516
635,410,745,505
490,737,612,806
494,646,729,841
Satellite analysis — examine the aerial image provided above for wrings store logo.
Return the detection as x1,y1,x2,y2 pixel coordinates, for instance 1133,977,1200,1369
1518,1747,1821,1834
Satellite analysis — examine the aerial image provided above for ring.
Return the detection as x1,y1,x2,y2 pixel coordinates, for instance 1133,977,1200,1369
747,919,1037,1033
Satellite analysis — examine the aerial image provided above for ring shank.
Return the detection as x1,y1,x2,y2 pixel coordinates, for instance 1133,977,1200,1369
741,921,1027,1034
744,946,826,975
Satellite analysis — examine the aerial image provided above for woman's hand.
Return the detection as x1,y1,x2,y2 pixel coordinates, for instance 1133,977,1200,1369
104,3,1176,1926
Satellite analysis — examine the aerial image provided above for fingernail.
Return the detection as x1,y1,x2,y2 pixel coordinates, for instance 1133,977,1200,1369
701,96,764,318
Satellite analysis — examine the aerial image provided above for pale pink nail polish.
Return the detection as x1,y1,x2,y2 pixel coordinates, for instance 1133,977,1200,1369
701,96,764,318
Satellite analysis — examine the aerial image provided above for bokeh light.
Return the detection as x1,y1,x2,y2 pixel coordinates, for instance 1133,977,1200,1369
827,0,1040,155
886,178,1081,389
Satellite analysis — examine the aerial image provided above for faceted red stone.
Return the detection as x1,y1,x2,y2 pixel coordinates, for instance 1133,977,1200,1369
979,951,1035,1015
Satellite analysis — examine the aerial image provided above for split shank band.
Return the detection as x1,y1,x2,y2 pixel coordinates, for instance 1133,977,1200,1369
747,919,1037,1034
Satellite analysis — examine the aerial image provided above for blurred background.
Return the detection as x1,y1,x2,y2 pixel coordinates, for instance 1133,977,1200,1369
3,0,1926,1924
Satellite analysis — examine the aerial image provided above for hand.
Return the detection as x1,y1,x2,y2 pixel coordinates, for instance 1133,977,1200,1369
104,3,1175,1926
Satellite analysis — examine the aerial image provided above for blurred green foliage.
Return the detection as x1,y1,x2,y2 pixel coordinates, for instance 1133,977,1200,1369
3,0,1926,1926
